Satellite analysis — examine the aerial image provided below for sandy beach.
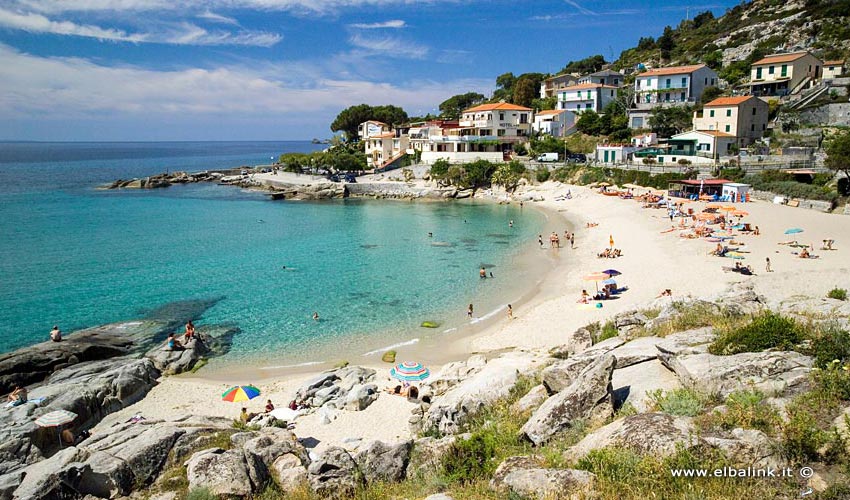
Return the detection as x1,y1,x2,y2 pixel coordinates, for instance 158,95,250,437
94,180,850,453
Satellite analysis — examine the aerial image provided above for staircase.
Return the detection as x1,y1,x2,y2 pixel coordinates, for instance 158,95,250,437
787,81,829,110
375,153,407,173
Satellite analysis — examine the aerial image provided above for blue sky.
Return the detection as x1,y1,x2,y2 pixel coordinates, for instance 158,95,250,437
0,0,738,141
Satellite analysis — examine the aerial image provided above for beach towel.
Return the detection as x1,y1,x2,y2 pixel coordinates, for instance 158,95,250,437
4,396,46,408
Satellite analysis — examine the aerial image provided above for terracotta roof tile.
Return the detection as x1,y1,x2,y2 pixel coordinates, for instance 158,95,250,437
463,103,533,113
752,52,813,65
560,83,618,90
824,60,845,65
704,96,755,106
536,109,565,115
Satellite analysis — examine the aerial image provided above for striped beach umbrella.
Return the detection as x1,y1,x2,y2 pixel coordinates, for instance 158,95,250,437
35,410,77,428
221,385,261,403
390,361,430,382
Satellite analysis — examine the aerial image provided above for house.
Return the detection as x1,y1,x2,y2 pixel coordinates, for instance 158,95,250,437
595,144,637,165
629,64,718,128
540,73,578,98
659,130,737,165
557,83,618,113
362,126,409,170
414,103,532,164
532,109,577,137
823,60,845,79
358,120,390,140
693,96,769,147
632,133,658,148
578,69,624,87
748,51,823,97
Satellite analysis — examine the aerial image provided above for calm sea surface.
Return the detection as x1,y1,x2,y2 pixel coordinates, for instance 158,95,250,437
0,141,548,365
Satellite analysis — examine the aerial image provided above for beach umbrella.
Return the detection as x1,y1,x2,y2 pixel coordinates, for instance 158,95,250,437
622,183,641,189
390,361,430,382
221,385,261,403
35,410,77,428
719,206,736,212
601,269,621,277
601,278,617,285
706,203,722,209
582,272,610,293
696,213,716,221
731,210,749,216
598,182,611,187
785,228,804,235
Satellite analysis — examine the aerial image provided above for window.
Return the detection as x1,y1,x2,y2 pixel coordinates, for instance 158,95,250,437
497,129,505,136
499,112,504,120
705,78,708,84
762,124,766,130
680,92,686,101
577,90,582,99
614,79,619,85
586,103,592,109
610,90,614,97
519,113,528,124
665,93,670,101
681,77,687,87
710,110,715,117
666,78,671,88
725,124,731,132
752,107,757,115
756,67,762,79
726,109,732,117
781,64,787,77
711,78,716,85
769,66,774,74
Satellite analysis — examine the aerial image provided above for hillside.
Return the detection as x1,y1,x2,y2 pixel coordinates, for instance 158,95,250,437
614,0,850,86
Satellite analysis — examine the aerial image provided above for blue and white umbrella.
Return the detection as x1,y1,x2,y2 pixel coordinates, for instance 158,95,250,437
390,361,430,382
601,278,618,285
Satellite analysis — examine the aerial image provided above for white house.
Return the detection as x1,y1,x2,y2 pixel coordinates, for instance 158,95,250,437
632,133,658,148
362,127,409,170
533,109,576,137
415,103,532,164
358,120,390,140
557,83,618,113
540,73,578,98
824,60,845,79
578,69,624,87
748,51,823,96
693,95,769,147
629,64,718,129
595,144,637,165
660,130,737,165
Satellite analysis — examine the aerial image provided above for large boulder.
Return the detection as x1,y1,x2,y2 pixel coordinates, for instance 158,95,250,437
425,354,487,397
186,448,254,497
354,440,412,483
342,384,379,411
511,385,549,414
498,468,596,499
659,351,813,397
612,359,681,412
294,366,376,410
144,335,210,375
241,428,308,490
608,336,666,368
11,447,90,500
522,355,615,446
541,357,596,394
407,435,465,479
704,428,782,469
549,327,593,359
414,352,547,435
566,412,702,461
273,453,309,493
654,327,715,356
307,446,361,499
715,282,766,315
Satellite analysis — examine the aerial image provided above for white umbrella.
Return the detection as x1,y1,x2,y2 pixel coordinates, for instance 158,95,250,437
35,409,77,446
269,407,301,422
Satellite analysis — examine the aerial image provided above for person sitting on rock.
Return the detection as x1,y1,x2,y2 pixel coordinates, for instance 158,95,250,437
183,321,195,343
7,385,27,406
50,325,62,342
165,333,184,351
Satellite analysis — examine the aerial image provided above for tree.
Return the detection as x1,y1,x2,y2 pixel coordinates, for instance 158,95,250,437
648,106,692,137
703,50,723,70
560,55,606,75
657,26,676,60
513,76,541,107
531,96,558,111
530,135,566,156
429,158,450,178
637,37,655,51
576,110,602,136
491,163,521,192
825,130,850,182
700,86,724,105
493,72,516,102
439,92,486,119
330,104,408,141
692,10,714,29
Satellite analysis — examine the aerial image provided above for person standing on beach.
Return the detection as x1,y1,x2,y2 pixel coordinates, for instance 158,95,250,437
467,304,473,318
765,257,772,272
570,233,575,248
507,304,513,320
538,235,543,247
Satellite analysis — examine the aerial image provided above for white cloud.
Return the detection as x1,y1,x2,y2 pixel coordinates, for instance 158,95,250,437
197,10,239,25
0,7,281,46
349,33,428,59
0,44,490,121
563,0,595,16
349,20,406,29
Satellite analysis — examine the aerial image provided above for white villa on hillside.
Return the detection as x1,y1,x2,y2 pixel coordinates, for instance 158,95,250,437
659,130,737,165
823,60,845,79
411,103,533,164
532,109,577,137
363,130,409,170
693,96,769,147
748,51,822,97
557,83,618,113
540,73,578,98
629,64,718,128
578,69,624,87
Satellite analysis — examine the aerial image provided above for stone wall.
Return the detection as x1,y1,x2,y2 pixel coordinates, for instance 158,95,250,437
750,189,835,213
799,103,850,127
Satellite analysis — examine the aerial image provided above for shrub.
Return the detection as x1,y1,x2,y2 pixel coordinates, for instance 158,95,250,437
813,360,850,402
441,430,497,484
811,325,850,368
782,403,829,463
534,166,550,183
828,288,848,301
647,388,704,417
709,311,805,355
597,321,619,342
700,390,780,434
186,487,218,500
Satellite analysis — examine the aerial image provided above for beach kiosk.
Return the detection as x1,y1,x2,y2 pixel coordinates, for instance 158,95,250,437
722,182,751,203
667,179,731,200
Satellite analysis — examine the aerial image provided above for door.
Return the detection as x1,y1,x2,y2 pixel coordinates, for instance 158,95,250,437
756,67,762,79
604,150,610,163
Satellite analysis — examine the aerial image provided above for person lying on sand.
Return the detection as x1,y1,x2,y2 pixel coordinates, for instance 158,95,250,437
586,222,598,228
778,240,799,246
657,289,672,297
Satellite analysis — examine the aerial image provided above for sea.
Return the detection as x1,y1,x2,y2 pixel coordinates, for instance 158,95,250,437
0,141,553,369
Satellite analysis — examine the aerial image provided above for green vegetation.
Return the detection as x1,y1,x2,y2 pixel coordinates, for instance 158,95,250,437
438,92,487,120
648,106,693,137
559,55,606,75
441,431,497,484
597,321,619,343
575,103,631,142
828,288,849,301
647,388,705,417
709,311,805,355
826,130,850,182
330,104,408,141
697,390,780,434
186,487,218,500
812,325,850,367
279,144,368,173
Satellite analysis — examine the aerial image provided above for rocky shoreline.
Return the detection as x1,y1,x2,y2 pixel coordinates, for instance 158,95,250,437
5,282,849,499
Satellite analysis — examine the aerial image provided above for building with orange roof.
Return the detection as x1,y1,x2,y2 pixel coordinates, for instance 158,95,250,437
540,73,578,98
556,83,619,113
630,64,718,128
693,95,769,146
359,121,409,170
824,60,845,79
748,51,822,97
533,109,577,137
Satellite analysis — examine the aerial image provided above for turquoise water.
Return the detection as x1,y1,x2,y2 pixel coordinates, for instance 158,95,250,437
0,142,546,364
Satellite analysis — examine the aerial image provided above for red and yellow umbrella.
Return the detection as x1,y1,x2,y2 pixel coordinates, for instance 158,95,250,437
731,210,749,216
221,385,261,402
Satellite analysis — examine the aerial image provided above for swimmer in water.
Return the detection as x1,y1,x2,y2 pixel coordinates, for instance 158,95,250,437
312,312,319,321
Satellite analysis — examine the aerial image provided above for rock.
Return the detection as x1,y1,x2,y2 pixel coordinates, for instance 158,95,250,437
549,327,593,359
566,413,702,461
511,385,548,414
659,351,813,397
343,384,378,411
608,336,665,368
71,450,136,498
704,428,782,469
499,468,596,499
541,357,597,394
274,454,309,493
612,359,681,412
294,366,376,410
613,310,649,335
186,448,254,497
716,282,766,315
522,355,615,446
381,350,396,363
307,446,360,499
654,327,715,356
407,435,462,478
415,351,546,435
425,354,487,397
424,494,454,500
11,447,89,500
354,440,412,483
144,334,210,375
241,428,308,490
580,336,626,357
490,455,545,487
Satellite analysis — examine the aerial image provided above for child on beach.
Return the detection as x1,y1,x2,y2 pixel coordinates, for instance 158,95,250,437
183,321,195,343
507,304,513,320
467,304,473,318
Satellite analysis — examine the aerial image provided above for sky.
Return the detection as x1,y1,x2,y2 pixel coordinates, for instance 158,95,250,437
0,0,740,141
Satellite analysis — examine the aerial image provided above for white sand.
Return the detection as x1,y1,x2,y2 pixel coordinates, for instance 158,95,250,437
95,182,850,451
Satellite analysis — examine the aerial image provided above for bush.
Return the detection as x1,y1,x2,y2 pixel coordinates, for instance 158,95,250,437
828,288,848,301
647,388,704,417
597,321,619,342
709,311,805,355
441,430,497,484
186,488,218,500
782,403,829,463
813,360,850,402
534,166,550,183
513,143,528,156
700,390,779,434
811,325,850,368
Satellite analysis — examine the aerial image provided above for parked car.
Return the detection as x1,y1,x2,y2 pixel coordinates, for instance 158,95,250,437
566,153,587,164
536,152,559,162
